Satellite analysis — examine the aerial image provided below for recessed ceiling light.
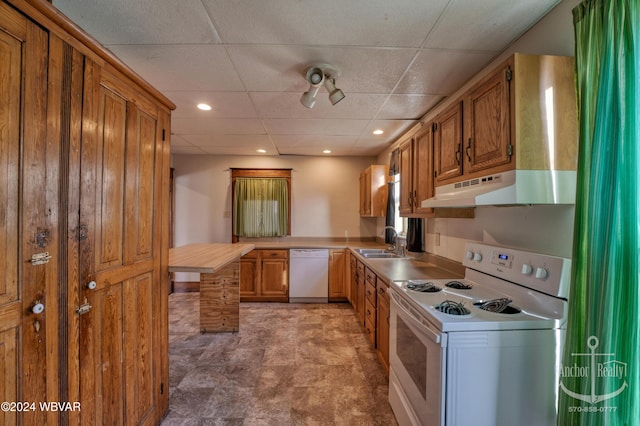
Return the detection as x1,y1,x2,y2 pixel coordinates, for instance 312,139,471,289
373,129,384,135
256,149,267,153
197,103,212,111
323,149,332,154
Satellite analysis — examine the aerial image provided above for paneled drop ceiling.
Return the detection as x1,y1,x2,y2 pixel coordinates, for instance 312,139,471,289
52,0,561,156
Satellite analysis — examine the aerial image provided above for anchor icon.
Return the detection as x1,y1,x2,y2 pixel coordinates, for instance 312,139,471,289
560,336,628,404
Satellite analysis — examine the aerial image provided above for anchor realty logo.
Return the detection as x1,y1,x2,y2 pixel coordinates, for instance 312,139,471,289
560,336,628,404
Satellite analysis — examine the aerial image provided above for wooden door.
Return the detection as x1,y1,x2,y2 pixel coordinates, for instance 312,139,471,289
76,60,168,425
434,101,463,183
398,140,413,216
467,64,512,174
0,5,59,424
413,127,434,216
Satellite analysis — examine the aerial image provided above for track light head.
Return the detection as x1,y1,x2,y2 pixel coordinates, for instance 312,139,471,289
305,67,325,86
300,84,321,108
324,78,345,105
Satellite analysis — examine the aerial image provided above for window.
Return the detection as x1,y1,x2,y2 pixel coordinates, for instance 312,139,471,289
231,169,291,241
393,173,407,237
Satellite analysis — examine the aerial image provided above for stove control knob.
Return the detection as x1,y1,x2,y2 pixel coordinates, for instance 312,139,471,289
535,267,548,279
521,264,533,275
472,252,482,262
465,251,474,260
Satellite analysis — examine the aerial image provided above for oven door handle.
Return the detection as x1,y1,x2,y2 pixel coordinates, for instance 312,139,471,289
391,291,442,344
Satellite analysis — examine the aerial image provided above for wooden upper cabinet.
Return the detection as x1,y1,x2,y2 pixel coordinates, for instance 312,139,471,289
399,127,434,217
398,140,413,216
466,61,512,175
359,165,389,217
434,101,464,183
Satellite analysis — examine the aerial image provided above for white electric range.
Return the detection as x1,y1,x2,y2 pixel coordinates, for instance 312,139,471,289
388,242,571,426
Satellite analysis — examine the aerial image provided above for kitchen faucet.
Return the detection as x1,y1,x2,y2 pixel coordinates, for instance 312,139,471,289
382,226,398,253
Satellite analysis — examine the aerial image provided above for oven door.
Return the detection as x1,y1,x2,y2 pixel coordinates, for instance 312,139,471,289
389,289,446,426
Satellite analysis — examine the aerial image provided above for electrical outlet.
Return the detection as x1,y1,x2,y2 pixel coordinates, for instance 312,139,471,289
435,232,441,247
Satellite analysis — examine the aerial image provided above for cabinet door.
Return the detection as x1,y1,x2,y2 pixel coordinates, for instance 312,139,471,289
356,261,366,325
434,101,463,183
328,249,346,300
240,252,259,298
362,168,372,216
398,140,413,215
261,251,289,299
376,278,390,373
348,254,357,308
0,8,56,424
467,64,512,174
77,61,166,425
413,127,434,215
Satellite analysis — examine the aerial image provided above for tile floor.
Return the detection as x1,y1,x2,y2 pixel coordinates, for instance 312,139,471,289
161,292,399,425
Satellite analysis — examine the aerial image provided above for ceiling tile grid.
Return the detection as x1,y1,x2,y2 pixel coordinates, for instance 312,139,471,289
53,0,561,156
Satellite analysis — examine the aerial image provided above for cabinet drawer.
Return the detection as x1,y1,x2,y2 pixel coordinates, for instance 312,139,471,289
365,280,377,307
365,304,376,347
364,267,376,285
262,250,288,259
376,277,389,302
242,250,259,260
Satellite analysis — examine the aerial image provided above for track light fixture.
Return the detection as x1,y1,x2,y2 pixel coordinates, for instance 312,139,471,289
300,65,345,108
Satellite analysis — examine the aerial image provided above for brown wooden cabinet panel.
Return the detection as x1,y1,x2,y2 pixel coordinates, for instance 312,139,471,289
240,251,259,297
356,260,366,325
240,249,289,302
399,129,435,217
360,165,389,217
328,249,346,300
467,64,512,174
348,253,357,308
434,101,464,183
1,2,173,424
376,277,390,373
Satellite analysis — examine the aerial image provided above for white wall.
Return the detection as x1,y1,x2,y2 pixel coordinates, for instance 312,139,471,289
378,0,581,262
173,154,379,246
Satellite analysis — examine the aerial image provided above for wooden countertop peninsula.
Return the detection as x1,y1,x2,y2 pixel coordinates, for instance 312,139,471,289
169,243,255,273
169,243,255,333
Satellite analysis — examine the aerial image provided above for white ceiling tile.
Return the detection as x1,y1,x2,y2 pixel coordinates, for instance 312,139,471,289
202,0,449,47
377,95,445,120
394,50,496,95
250,93,387,120
180,134,273,149
271,135,357,148
165,91,258,119
199,146,278,156
264,119,368,136
172,118,265,135
170,146,208,155
53,0,220,44
227,45,416,93
362,120,418,142
423,0,560,51
106,45,244,91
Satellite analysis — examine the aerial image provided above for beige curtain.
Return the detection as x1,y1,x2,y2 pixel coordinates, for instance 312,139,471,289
233,178,288,237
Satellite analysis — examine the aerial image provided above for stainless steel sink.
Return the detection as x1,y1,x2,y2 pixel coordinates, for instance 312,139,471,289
355,248,389,254
362,252,403,259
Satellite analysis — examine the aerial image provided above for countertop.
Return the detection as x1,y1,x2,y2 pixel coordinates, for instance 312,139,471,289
169,243,255,273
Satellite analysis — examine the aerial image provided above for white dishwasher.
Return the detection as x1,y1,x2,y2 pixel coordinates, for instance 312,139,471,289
289,249,329,303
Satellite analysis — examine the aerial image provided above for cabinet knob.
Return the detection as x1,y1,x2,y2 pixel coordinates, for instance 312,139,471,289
32,302,45,315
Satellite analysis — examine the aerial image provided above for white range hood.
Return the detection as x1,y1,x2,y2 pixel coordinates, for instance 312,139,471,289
421,169,577,208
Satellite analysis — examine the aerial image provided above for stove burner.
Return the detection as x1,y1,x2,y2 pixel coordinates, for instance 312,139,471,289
435,300,470,315
446,280,473,290
474,298,521,314
406,281,441,293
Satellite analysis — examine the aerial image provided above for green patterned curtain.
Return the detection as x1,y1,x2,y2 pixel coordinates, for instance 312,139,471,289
558,0,640,424
233,178,288,237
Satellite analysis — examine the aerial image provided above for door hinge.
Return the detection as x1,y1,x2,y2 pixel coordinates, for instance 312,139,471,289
162,129,166,141
160,383,164,394
506,67,512,81
76,297,92,316
77,224,88,241
432,122,437,132
507,144,513,157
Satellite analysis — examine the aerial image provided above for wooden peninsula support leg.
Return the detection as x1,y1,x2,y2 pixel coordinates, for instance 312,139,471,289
199,260,240,332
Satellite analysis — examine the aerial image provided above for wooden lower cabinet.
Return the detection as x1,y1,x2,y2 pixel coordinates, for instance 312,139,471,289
376,277,391,373
240,249,289,302
329,249,347,301
348,254,358,307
